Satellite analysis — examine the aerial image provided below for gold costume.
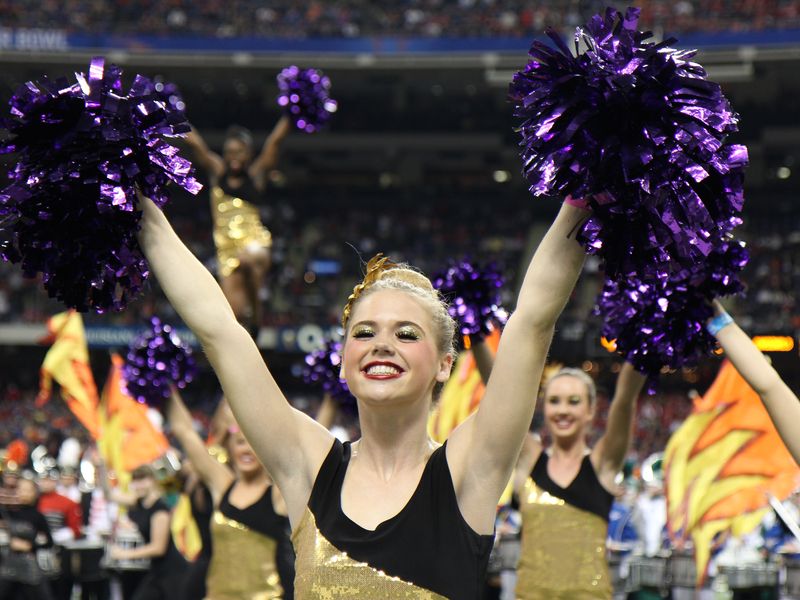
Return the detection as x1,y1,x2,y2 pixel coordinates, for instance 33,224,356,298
205,510,283,600
291,508,446,599
515,478,611,600
211,186,272,278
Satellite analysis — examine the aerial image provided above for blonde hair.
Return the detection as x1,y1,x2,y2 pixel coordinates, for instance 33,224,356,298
343,254,457,358
544,367,597,406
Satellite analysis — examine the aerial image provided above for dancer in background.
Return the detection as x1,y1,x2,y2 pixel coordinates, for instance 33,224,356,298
510,363,646,599
136,188,588,596
168,390,294,599
185,116,291,332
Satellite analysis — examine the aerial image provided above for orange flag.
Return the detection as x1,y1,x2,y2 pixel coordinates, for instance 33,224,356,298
665,360,800,585
37,311,99,437
98,354,169,475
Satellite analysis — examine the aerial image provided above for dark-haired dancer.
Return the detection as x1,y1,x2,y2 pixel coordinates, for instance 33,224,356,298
185,117,290,331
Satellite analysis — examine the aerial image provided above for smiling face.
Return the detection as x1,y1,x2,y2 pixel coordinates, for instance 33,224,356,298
542,375,595,443
342,289,452,410
222,138,252,175
226,428,264,477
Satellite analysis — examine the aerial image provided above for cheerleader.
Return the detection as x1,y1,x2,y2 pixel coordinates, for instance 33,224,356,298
185,116,290,332
168,391,294,599
136,192,587,597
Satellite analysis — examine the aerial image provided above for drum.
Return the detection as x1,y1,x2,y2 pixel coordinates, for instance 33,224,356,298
102,531,150,571
783,559,800,599
669,549,697,589
62,539,106,582
719,564,779,590
626,554,669,593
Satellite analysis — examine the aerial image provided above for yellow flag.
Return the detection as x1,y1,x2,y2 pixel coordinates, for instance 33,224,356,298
37,311,99,437
171,493,203,561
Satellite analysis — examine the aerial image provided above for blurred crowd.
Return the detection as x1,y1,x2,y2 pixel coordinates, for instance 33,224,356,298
0,191,797,340
0,0,798,38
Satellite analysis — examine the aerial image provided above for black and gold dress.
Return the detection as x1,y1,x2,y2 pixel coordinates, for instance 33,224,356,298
211,177,272,278
292,439,494,599
205,483,294,599
515,452,614,599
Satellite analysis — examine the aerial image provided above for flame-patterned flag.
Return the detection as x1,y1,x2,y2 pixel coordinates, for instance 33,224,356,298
37,310,99,437
665,360,800,585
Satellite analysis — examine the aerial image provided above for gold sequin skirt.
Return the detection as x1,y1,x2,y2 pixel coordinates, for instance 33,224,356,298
211,186,272,278
516,479,612,599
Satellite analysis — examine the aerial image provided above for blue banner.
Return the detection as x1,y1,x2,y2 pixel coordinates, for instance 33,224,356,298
1,27,799,54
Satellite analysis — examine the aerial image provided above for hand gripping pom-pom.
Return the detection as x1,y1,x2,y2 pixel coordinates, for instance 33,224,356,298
510,7,747,281
595,238,749,375
122,317,197,408
0,57,201,313
302,335,356,414
276,66,338,134
433,259,508,341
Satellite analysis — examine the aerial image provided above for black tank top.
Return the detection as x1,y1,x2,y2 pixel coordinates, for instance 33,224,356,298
219,482,295,597
531,452,614,521
218,172,263,206
128,498,186,575
306,439,494,599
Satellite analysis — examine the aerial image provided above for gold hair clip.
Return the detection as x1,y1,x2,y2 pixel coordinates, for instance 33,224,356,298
341,253,398,328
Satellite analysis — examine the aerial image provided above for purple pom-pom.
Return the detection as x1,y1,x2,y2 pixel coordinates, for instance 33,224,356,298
122,317,197,408
302,336,356,413
276,66,338,134
433,260,508,340
0,57,201,312
594,238,749,375
510,7,747,280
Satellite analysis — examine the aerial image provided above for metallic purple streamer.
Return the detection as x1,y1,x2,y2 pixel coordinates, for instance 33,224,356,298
432,259,508,340
594,238,749,375
0,57,201,312
276,66,338,133
510,7,748,281
302,335,356,413
122,316,197,408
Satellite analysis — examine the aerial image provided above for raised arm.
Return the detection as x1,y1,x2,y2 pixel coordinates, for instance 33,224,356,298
592,362,647,483
185,128,225,179
167,389,234,502
711,300,800,463
448,201,588,532
249,116,291,183
136,195,333,525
